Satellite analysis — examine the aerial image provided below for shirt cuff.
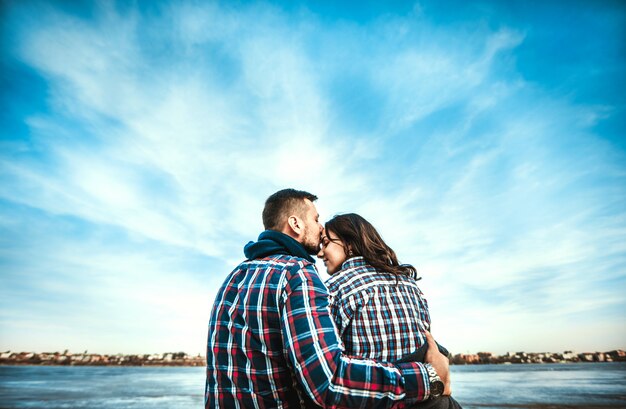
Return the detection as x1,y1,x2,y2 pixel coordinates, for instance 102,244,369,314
397,361,431,402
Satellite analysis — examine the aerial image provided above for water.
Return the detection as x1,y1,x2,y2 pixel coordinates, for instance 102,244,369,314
0,366,202,409
452,362,626,408
1,363,625,408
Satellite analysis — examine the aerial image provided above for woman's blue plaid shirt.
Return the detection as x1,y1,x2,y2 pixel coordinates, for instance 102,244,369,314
325,257,432,362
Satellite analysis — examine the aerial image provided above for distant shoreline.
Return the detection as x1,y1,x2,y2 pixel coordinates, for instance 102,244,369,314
1,348,624,367
450,349,625,365
0,351,204,367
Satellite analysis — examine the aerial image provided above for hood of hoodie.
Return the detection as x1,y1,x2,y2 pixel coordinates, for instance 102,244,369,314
243,230,315,264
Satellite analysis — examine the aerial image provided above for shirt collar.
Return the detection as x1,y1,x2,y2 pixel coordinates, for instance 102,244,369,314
341,256,367,270
339,257,421,280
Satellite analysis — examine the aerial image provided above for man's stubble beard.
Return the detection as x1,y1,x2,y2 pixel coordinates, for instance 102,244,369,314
301,225,320,255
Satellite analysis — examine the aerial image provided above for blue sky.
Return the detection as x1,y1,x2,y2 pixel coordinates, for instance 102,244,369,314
1,0,625,355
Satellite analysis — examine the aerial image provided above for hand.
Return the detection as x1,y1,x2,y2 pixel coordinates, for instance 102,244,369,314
424,331,451,396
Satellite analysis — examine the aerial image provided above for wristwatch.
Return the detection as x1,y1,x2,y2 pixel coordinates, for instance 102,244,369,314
425,364,445,399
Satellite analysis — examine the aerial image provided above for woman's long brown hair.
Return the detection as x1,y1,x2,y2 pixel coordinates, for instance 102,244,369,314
324,213,417,277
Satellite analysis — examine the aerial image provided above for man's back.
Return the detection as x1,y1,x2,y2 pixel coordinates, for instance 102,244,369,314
205,254,315,408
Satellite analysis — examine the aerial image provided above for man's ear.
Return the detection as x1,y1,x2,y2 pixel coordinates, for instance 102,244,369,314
287,215,302,235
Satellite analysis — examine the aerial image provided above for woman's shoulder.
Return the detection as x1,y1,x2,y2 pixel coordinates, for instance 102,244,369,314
326,259,372,290
327,260,423,297
326,259,398,296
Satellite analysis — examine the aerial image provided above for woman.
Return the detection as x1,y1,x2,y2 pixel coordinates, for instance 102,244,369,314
318,213,462,408
318,213,431,362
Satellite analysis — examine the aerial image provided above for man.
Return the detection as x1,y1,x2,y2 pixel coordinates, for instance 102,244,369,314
205,188,450,408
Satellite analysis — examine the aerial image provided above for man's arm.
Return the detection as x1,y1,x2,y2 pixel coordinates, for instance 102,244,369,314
424,331,452,396
395,340,451,364
280,262,439,408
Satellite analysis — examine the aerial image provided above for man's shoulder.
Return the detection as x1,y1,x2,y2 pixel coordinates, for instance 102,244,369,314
240,254,316,271
237,255,321,297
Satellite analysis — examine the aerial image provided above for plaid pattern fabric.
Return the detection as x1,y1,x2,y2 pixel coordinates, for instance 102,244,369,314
205,254,431,408
326,257,432,362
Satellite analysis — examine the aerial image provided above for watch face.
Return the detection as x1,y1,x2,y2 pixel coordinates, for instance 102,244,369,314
431,380,445,397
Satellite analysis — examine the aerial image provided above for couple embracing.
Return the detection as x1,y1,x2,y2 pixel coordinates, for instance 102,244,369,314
205,189,462,408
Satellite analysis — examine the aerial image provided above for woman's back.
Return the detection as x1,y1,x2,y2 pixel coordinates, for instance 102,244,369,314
326,256,431,362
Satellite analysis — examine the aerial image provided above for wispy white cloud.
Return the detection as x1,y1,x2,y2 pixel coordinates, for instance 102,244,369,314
1,0,624,354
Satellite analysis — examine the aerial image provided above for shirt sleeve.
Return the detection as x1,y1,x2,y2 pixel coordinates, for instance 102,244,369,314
279,262,431,408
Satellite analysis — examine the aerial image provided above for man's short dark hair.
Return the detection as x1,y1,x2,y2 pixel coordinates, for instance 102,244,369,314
262,188,318,230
